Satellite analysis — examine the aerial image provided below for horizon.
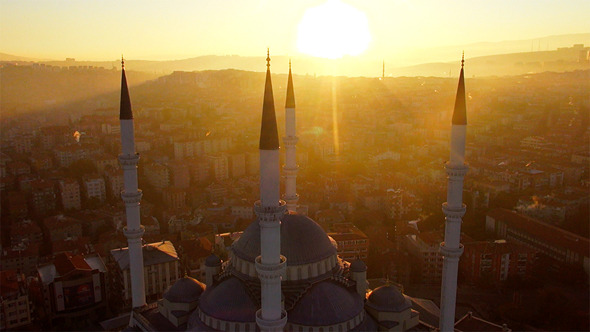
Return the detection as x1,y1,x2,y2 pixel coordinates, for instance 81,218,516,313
1,0,589,65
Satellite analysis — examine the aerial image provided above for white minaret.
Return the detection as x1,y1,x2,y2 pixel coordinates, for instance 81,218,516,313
255,50,288,332
283,60,299,212
439,54,468,332
118,58,146,310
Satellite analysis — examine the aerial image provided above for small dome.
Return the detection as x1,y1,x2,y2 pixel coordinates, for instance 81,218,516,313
366,285,412,313
350,259,367,272
289,281,364,326
205,254,221,267
163,276,205,303
328,236,338,250
233,214,336,266
198,277,257,322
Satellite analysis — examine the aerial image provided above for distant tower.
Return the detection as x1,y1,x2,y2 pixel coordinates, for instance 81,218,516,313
118,57,146,310
255,50,288,332
439,53,468,332
283,60,299,212
382,60,385,79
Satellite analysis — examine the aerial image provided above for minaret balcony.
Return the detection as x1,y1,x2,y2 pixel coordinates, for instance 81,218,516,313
439,243,464,258
119,153,140,167
441,202,466,219
284,193,299,203
282,136,299,146
254,200,287,226
444,162,468,178
123,225,145,239
255,255,287,280
256,308,288,332
282,165,299,175
121,190,143,204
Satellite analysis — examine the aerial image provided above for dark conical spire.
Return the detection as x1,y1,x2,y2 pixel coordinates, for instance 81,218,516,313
451,53,466,125
120,56,133,120
259,49,279,150
285,59,295,108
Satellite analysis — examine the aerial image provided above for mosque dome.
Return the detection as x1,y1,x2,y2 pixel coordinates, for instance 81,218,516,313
366,285,412,313
163,276,205,304
205,254,221,267
288,281,364,326
232,213,337,265
198,277,257,323
350,259,367,272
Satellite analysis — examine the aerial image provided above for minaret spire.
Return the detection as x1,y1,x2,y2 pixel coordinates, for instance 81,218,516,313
118,59,146,312
260,50,279,150
439,55,469,332
255,50,288,332
283,59,299,212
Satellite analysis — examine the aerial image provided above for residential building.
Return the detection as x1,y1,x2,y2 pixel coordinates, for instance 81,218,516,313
162,188,187,210
109,241,180,307
43,215,83,242
0,270,33,330
461,240,537,284
82,175,106,203
144,163,170,189
327,223,370,261
405,231,444,284
207,154,229,182
35,253,108,329
228,153,246,178
168,163,190,189
59,178,82,211
486,208,589,274
30,179,57,216
9,219,43,247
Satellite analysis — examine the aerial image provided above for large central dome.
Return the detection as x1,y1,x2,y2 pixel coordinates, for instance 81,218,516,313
232,213,337,265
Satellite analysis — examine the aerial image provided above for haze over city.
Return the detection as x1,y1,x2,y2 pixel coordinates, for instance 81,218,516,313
0,1,589,332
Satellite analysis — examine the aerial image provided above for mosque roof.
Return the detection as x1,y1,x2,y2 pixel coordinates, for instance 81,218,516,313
232,213,337,266
288,281,364,326
198,276,257,323
350,259,367,272
366,284,412,313
163,276,205,303
205,254,222,267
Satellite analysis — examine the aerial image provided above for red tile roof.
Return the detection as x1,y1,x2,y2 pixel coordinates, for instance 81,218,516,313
53,252,92,276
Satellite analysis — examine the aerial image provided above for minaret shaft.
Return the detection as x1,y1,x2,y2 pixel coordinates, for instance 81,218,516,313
255,51,287,332
440,57,468,332
118,63,146,310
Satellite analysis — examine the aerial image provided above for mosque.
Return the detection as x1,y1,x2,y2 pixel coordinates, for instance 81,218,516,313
113,50,502,331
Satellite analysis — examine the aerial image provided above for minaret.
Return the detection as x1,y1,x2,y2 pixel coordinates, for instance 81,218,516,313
118,57,146,309
283,60,299,212
439,53,468,332
255,50,288,332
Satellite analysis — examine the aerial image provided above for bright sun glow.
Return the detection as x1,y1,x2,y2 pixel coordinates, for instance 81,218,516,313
297,0,371,59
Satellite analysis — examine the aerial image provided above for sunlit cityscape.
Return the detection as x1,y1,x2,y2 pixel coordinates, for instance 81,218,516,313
0,1,589,331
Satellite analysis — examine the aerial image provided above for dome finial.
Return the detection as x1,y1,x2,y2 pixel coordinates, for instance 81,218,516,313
266,48,271,68
461,51,464,68
289,58,291,70
121,54,125,69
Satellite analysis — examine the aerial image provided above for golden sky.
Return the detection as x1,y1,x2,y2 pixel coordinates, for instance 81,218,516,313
1,0,589,63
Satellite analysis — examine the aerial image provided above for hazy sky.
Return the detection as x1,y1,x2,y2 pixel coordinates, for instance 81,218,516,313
1,0,589,61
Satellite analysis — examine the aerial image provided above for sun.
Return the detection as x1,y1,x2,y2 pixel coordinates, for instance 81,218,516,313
297,0,371,59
